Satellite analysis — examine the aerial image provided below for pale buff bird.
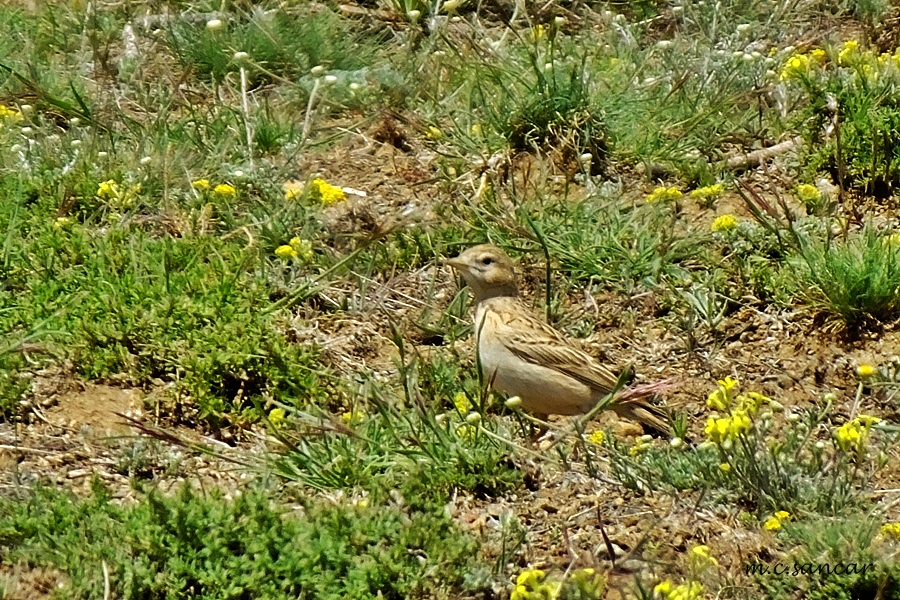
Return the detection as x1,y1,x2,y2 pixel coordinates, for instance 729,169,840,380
445,244,670,434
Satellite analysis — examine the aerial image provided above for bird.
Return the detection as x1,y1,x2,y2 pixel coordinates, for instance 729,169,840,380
444,244,670,434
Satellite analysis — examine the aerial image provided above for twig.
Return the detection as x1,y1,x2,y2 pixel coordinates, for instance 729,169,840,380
723,137,802,171
239,65,254,168
102,560,110,600
300,78,322,146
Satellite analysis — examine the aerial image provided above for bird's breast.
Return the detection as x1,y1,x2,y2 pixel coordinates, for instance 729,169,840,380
474,306,593,415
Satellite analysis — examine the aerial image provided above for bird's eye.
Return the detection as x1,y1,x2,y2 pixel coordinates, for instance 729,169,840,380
481,257,494,265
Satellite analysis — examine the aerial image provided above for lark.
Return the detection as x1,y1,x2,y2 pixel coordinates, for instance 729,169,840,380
445,244,670,434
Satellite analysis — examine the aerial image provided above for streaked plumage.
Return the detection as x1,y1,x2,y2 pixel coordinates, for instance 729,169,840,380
445,244,669,434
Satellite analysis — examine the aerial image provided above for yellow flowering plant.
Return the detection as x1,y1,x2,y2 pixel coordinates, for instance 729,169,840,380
711,214,738,233
781,39,900,192
275,244,298,260
0,104,24,123
654,580,703,600
646,186,683,203
511,567,605,600
881,523,900,540
310,178,346,205
96,178,141,210
834,415,880,456
214,183,237,197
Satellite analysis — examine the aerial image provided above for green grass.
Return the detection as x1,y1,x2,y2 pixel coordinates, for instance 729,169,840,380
0,483,486,600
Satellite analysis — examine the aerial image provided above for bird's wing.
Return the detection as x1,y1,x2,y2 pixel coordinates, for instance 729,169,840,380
494,300,620,394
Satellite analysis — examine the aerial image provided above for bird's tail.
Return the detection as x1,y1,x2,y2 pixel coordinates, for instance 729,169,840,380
610,397,671,437
612,378,679,436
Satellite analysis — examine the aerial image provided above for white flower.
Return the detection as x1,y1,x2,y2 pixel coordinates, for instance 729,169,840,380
324,75,338,84
69,117,80,126
19,104,32,113
554,16,566,25
544,62,553,71
656,40,673,49
70,139,82,147
670,437,684,448
349,82,361,91
736,23,751,33
98,151,108,157
21,127,33,135
311,65,326,77
233,51,249,61
140,156,152,165
233,169,245,178
206,18,223,30
407,9,421,22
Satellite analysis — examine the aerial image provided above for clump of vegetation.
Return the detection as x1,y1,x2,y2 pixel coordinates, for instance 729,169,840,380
785,41,900,196
0,483,486,599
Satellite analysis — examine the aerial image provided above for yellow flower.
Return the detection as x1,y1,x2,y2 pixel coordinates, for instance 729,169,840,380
97,179,120,199
515,569,545,587
690,544,719,567
834,415,879,454
191,179,210,191
283,180,304,200
311,178,346,205
835,420,862,452
289,237,314,262
810,48,826,62
780,53,810,80
737,391,770,416
881,523,900,540
268,408,286,425
646,186,683,203
275,244,298,259
856,364,876,378
588,430,605,446
719,462,731,474
796,183,821,204
704,410,751,446
341,409,366,425
654,580,674,596
456,424,477,440
629,441,650,456
425,126,443,140
706,377,738,411
838,40,859,66
711,214,738,232
53,217,73,230
764,510,790,532
856,414,881,427
0,104,23,121
690,183,724,200
884,233,900,246
656,581,704,600
453,392,472,414
213,183,236,197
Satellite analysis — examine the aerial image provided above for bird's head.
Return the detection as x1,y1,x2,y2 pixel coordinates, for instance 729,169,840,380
444,244,518,302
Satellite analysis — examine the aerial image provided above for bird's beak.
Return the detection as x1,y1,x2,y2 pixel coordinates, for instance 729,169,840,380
443,257,467,271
